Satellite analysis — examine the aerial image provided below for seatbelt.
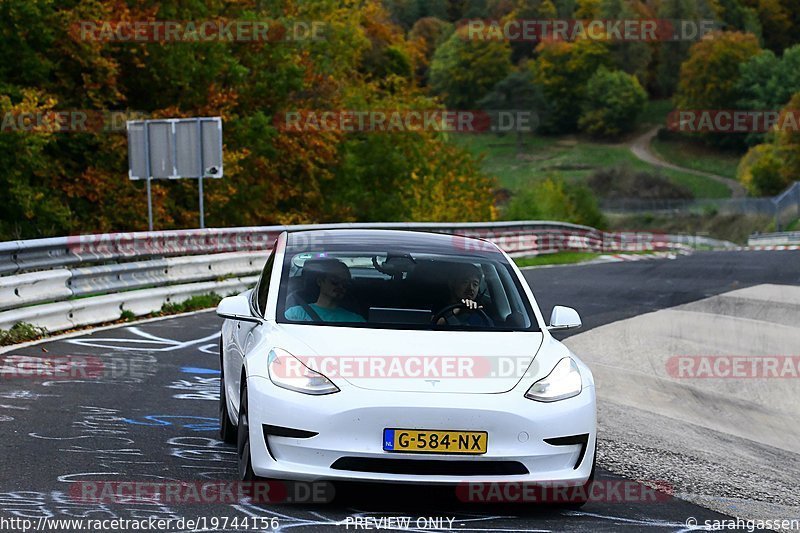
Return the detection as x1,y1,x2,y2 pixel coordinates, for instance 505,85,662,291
300,302,323,322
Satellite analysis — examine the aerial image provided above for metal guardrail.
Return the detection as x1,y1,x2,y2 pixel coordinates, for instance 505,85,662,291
0,220,661,276
748,231,800,246
0,221,714,336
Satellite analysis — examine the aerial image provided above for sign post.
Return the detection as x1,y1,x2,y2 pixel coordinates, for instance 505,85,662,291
127,117,223,230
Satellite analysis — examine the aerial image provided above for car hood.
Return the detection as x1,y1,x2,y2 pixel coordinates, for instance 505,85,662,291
278,324,544,394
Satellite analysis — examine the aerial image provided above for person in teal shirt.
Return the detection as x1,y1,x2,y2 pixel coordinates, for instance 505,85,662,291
285,259,365,323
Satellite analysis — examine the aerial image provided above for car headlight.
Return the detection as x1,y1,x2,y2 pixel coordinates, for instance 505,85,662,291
525,357,582,402
267,348,339,395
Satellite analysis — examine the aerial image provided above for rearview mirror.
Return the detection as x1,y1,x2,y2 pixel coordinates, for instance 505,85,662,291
548,306,582,331
216,293,261,324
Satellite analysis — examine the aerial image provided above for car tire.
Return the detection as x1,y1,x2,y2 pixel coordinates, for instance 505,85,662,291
237,382,258,481
219,340,237,444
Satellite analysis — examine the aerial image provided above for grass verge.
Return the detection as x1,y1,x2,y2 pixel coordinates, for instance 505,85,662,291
453,133,732,198
0,292,226,347
651,136,741,180
0,323,49,346
514,251,607,268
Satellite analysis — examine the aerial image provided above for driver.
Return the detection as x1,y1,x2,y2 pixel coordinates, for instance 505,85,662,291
285,259,365,323
435,263,491,326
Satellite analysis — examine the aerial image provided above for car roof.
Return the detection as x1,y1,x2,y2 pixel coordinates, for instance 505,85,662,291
284,229,501,256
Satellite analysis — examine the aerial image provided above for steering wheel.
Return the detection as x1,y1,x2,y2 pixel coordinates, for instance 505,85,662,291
431,302,493,326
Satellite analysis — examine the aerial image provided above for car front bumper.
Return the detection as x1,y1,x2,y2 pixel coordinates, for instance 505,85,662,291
247,376,596,485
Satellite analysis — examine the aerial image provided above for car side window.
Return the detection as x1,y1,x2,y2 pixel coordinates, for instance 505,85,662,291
255,249,276,317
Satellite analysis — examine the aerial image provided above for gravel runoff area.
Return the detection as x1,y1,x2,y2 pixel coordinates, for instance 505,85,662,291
564,284,800,531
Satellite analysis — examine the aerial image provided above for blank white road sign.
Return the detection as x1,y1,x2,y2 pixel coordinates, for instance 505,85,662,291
127,117,223,180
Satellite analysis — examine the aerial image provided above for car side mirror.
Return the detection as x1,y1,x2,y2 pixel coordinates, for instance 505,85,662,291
217,294,261,324
548,305,582,331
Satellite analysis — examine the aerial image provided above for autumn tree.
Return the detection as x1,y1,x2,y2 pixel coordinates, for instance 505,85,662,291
0,0,498,239
738,92,800,195
674,31,762,146
654,0,718,96
530,37,611,132
408,17,454,84
429,27,513,109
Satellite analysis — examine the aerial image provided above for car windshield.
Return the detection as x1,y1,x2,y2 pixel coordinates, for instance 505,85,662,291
276,231,539,331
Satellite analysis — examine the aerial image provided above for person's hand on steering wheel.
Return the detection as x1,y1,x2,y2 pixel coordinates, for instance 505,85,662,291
432,299,493,326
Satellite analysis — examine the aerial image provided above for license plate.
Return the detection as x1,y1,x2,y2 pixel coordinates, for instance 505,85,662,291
383,428,488,454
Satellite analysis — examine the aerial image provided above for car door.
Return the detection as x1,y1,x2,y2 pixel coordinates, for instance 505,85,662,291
229,249,275,416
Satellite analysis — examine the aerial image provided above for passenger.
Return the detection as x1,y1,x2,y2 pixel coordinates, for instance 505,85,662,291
285,259,365,323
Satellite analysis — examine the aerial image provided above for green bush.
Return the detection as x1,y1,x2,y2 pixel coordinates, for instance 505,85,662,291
503,178,607,229
578,67,647,138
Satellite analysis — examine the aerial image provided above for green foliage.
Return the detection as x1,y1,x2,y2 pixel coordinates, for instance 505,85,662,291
0,0,497,239
713,0,763,36
655,0,719,96
0,92,73,238
382,0,449,29
597,0,652,83
675,31,762,110
578,67,647,138
530,37,611,132
514,251,604,268
408,17,454,83
161,293,223,315
738,92,800,195
503,178,607,228
120,310,136,322
736,44,800,144
736,46,800,109
674,31,762,147
478,69,544,147
429,28,512,109
0,322,48,346
754,0,793,52
507,0,558,63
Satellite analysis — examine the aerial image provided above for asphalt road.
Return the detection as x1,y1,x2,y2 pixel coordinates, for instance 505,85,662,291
1,250,797,532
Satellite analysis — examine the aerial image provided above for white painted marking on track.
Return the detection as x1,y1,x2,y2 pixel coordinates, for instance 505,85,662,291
65,327,219,352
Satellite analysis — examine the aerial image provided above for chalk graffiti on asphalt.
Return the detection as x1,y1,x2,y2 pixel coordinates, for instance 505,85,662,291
65,327,219,353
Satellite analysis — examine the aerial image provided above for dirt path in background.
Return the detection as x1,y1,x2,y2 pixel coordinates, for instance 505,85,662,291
628,126,746,198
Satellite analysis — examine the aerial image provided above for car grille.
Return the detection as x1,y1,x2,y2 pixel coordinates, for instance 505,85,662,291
330,457,528,476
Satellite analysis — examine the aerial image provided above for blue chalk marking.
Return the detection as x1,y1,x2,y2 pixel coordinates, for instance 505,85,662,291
180,367,220,375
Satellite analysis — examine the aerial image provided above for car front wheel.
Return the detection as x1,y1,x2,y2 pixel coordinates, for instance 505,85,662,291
218,339,237,444
237,382,257,481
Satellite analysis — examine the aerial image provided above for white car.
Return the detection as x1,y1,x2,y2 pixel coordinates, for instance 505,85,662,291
217,229,596,501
